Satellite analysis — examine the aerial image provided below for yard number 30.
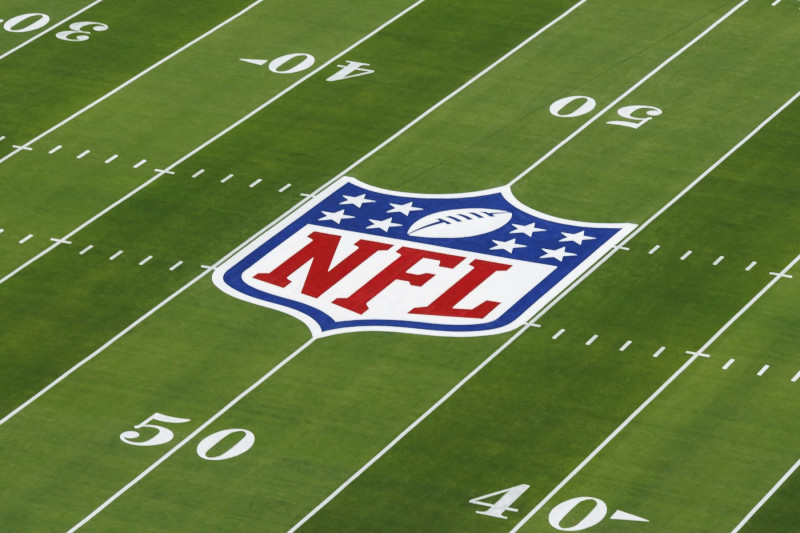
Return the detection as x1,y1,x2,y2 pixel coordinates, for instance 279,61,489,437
120,412,255,461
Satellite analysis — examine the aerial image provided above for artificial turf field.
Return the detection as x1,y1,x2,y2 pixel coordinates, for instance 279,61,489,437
0,0,798,531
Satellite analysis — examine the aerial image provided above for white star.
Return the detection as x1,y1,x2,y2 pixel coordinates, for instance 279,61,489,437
387,201,423,216
510,222,546,237
491,238,527,254
340,194,375,208
366,217,402,233
319,210,354,224
540,247,577,262
560,231,596,245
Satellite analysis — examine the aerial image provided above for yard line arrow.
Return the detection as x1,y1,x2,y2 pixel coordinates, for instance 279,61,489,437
240,58,268,66
610,510,649,523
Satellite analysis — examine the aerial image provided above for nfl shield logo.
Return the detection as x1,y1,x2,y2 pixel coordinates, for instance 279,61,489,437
213,177,635,337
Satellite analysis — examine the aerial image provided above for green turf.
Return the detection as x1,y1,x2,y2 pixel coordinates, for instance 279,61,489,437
1,0,798,531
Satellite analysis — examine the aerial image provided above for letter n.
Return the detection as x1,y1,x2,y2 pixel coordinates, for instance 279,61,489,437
254,232,391,298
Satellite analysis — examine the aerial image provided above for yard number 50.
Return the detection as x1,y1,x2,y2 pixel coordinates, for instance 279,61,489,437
550,95,662,129
120,412,255,461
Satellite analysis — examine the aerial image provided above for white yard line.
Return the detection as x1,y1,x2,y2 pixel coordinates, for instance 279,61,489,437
0,0,427,287
66,337,317,533
507,0,750,187
0,0,105,62
730,456,800,532
624,87,800,243
509,253,800,533
0,0,264,163
0,267,212,428
0,0,432,423
0,3,266,167
286,324,534,533
3,0,591,520
289,17,800,530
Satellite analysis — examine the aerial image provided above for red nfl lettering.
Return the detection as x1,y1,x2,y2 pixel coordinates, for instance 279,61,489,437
253,231,391,298
213,177,636,337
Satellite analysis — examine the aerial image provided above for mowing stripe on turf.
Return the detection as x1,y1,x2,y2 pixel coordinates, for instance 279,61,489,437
0,0,432,285
509,253,800,533
0,0,265,164
284,80,800,533
731,455,800,532
0,0,105,62
0,0,448,427
0,0,428,287
65,337,317,533
507,0,750,187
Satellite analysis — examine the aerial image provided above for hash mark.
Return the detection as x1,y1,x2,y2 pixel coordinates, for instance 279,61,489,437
648,245,660,255
680,250,692,261
586,335,598,346
249,179,262,188
18,234,33,244
79,245,93,255
192,169,205,178
12,145,31,151
49,145,62,154
619,340,632,352
713,256,724,266
105,154,118,164
758,364,770,377
221,173,234,183
0,136,4,142
169,261,183,271
771,0,781,5
134,159,147,169
792,370,800,383
552,328,565,340
154,168,175,175
109,250,123,261
746,261,757,271
723,358,735,370
77,150,90,159
138,255,153,266
279,183,292,193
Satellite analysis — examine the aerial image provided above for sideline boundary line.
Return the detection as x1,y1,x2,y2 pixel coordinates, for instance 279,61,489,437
0,0,265,164
509,253,800,532
0,0,426,287
731,455,800,532
0,0,105,62
66,337,317,533
508,0,750,186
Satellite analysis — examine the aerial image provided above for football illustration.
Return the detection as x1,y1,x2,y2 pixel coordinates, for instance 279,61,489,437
407,208,512,238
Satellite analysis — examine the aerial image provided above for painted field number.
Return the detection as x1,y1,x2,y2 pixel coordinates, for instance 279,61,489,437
469,484,530,519
550,95,663,129
0,12,107,41
120,412,255,461
470,485,648,530
240,54,374,81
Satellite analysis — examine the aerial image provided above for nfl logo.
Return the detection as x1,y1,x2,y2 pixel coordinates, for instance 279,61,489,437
213,177,635,337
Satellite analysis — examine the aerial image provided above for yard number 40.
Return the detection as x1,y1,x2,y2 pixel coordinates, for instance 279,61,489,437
470,484,649,531
120,412,255,461
550,95,663,130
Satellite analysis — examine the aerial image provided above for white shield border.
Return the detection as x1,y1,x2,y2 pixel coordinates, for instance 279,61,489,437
212,176,636,338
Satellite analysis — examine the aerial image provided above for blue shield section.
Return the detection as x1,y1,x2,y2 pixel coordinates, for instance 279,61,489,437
214,177,635,337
